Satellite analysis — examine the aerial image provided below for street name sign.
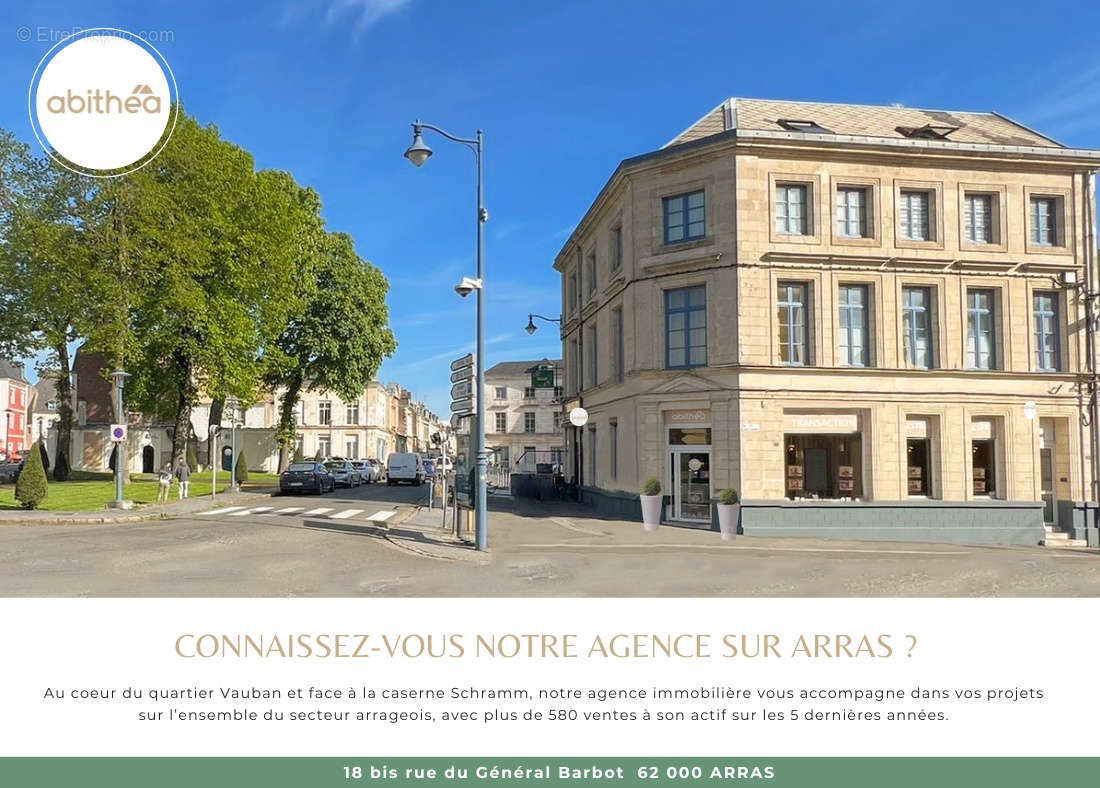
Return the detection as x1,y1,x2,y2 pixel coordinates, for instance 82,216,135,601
451,380,472,399
450,353,474,372
451,397,475,414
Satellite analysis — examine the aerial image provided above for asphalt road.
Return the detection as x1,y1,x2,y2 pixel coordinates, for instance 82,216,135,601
0,483,1098,597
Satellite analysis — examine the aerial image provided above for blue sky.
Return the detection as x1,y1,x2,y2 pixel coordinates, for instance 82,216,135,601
3,0,1100,414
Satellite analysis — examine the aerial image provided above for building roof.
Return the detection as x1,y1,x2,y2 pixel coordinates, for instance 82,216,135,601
485,359,563,379
0,359,28,383
32,377,58,412
665,97,1063,149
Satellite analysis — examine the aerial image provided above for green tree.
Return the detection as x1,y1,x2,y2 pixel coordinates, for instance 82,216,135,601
234,450,249,483
0,134,98,479
186,440,198,471
15,439,48,509
52,449,70,482
266,232,396,471
38,440,49,472
88,113,315,468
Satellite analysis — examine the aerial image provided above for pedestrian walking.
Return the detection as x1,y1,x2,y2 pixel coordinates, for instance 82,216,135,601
156,463,172,503
175,459,191,499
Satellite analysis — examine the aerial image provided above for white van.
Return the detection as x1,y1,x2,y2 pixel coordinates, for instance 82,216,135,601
386,452,424,486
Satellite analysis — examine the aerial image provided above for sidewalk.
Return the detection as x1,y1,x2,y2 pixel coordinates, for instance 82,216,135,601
0,488,277,526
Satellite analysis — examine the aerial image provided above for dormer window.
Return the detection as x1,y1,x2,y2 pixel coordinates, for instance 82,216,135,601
896,124,959,140
777,118,831,134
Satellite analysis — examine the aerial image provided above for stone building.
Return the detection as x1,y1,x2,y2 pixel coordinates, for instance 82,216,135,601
554,98,1100,545
485,359,564,472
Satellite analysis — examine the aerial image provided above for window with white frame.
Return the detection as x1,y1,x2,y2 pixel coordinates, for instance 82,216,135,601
1033,292,1060,372
611,226,623,272
494,412,507,433
317,435,331,457
902,286,933,369
899,190,931,241
1030,197,1057,246
318,401,331,426
585,251,597,295
836,187,868,238
966,289,997,370
345,402,359,425
494,386,507,399
964,193,993,244
778,282,810,365
524,412,536,433
775,184,809,235
837,284,870,367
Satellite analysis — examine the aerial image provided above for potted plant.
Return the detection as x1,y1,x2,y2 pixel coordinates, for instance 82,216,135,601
640,477,663,531
716,488,740,540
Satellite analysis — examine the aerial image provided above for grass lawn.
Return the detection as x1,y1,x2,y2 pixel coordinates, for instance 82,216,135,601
0,470,279,512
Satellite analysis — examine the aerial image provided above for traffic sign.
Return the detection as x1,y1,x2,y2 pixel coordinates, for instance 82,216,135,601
450,353,474,372
450,414,471,430
450,380,472,399
451,397,475,414
109,424,127,443
569,407,589,427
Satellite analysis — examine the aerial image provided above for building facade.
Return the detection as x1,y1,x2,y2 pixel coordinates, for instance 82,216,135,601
0,360,31,460
555,98,1100,545
485,360,564,472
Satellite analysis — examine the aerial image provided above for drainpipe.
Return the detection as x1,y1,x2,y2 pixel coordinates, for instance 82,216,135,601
1086,171,1100,536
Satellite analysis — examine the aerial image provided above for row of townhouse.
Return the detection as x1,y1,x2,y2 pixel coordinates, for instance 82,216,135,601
33,347,449,475
552,97,1100,546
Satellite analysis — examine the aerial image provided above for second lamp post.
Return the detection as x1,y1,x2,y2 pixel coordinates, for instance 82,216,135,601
404,120,488,551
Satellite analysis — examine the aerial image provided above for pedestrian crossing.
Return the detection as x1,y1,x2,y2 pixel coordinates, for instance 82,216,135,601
197,504,392,523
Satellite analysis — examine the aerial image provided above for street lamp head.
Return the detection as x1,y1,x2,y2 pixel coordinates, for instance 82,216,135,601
404,125,433,167
525,315,537,335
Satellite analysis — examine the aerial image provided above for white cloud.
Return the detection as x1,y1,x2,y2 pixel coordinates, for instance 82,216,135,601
326,0,413,32
284,0,413,34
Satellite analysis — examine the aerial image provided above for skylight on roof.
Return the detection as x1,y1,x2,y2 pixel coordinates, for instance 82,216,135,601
777,118,832,134
896,124,960,140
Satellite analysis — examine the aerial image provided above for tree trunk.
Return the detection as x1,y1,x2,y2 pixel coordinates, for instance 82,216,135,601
170,354,195,468
53,339,73,479
276,375,303,473
206,396,224,469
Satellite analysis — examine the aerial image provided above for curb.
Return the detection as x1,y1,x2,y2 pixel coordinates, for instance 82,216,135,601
0,489,278,526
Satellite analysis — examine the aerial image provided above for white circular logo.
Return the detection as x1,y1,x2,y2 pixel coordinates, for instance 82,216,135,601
569,407,589,427
28,28,178,177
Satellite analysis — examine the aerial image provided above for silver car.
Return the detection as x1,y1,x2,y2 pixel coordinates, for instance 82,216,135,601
324,459,362,488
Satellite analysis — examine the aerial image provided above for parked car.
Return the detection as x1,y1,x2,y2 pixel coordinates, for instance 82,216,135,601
387,452,424,485
0,462,21,484
325,459,362,488
280,462,335,494
351,460,375,483
367,458,385,482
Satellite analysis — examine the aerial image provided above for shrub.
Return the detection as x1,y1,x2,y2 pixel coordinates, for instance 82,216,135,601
314,448,324,461
235,450,250,482
39,441,50,472
52,450,71,482
15,439,49,510
292,447,304,463
186,440,199,471
718,488,740,505
641,477,661,496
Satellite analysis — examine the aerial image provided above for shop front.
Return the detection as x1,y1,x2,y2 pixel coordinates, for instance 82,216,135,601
665,409,711,524
782,412,864,501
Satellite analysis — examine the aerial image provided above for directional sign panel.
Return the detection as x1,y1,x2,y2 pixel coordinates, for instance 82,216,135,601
450,353,474,372
451,397,475,414
450,368,476,384
451,380,472,399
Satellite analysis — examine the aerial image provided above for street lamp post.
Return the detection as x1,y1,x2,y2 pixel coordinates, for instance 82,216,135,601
109,370,130,507
404,120,489,551
525,313,561,335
